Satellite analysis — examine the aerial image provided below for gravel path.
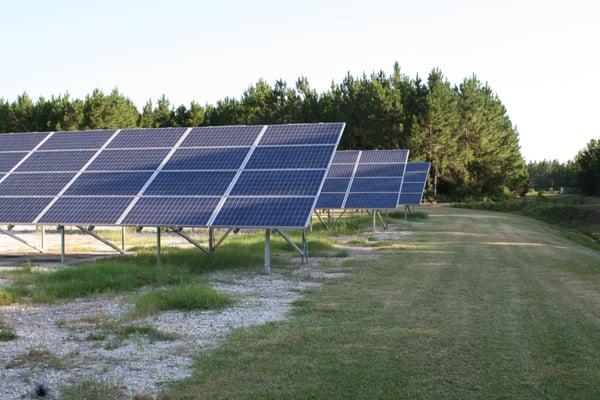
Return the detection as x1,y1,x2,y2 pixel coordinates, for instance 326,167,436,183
0,264,339,399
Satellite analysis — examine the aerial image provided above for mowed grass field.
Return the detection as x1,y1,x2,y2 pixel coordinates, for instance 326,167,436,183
161,207,600,399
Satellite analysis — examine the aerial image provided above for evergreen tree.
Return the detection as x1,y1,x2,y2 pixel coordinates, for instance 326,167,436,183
574,138,600,195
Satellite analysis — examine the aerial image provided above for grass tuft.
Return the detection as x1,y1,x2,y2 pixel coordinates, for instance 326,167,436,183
6,346,66,369
129,285,234,319
61,380,127,400
0,319,17,341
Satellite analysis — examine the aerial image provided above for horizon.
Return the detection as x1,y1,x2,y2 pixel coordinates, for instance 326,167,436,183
1,0,598,162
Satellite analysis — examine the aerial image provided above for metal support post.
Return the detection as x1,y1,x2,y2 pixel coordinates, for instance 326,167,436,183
314,210,328,230
156,227,162,265
327,209,332,225
121,226,125,251
59,225,65,263
377,211,386,230
41,225,45,250
302,229,308,263
385,211,389,229
264,229,271,274
372,209,377,234
213,228,233,251
208,228,215,253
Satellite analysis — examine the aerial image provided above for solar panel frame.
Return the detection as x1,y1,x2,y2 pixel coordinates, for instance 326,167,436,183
317,149,409,210
0,123,345,229
398,162,430,206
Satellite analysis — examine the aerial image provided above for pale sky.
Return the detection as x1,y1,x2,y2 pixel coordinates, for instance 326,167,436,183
1,0,598,162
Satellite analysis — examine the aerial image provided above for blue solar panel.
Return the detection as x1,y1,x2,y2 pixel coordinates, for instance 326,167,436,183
16,151,96,172
315,193,345,209
164,147,250,170
39,130,115,150
327,164,354,177
123,197,220,226
182,126,263,147
108,128,187,149
231,170,324,196
0,132,48,151
145,171,235,196
402,182,426,193
355,164,406,177
88,149,170,171
403,172,429,182
259,123,344,145
321,178,351,192
213,197,314,228
39,197,133,225
351,178,403,192
0,152,28,172
65,172,152,195
398,193,423,204
332,150,359,164
345,193,399,209
0,197,54,224
0,173,75,196
359,150,409,163
246,146,334,169
405,162,430,173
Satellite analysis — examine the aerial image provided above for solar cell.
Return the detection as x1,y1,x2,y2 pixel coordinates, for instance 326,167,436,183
65,172,153,196
359,149,409,163
39,197,133,225
259,123,344,145
164,147,250,170
245,146,334,169
0,173,75,196
123,197,220,226
321,178,351,192
108,128,187,149
0,132,49,151
182,126,263,147
39,130,115,150
350,177,403,192
145,171,235,196
398,193,423,204
88,149,170,171
213,197,315,228
315,193,345,209
0,197,54,224
354,163,406,177
231,170,324,196
345,193,400,209
0,152,28,172
16,151,96,172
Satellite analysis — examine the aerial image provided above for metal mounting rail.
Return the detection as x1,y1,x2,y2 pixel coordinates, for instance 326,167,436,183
172,229,211,255
0,229,45,253
274,229,308,264
75,226,125,254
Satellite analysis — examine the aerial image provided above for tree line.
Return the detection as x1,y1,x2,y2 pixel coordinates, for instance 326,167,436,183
528,139,600,196
0,63,528,199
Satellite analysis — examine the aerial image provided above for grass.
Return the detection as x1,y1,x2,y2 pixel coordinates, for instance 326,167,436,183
6,346,66,369
128,285,234,318
454,195,600,250
61,380,127,400
159,207,600,399
0,319,17,341
0,232,338,304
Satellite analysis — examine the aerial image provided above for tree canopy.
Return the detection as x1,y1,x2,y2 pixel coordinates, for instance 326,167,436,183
0,63,530,200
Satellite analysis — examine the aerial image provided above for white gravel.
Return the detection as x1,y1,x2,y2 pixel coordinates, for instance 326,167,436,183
0,264,336,400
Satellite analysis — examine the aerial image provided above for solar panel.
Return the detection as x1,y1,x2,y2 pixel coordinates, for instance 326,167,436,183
0,123,344,228
316,149,409,210
398,162,430,205
0,152,28,172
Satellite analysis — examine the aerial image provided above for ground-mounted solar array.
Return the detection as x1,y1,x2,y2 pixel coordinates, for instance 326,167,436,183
399,162,430,205
0,123,344,228
316,149,409,210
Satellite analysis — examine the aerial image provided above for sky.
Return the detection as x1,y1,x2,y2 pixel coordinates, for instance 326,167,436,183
1,0,598,162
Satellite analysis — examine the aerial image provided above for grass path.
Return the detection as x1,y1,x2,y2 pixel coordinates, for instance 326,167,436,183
161,207,600,399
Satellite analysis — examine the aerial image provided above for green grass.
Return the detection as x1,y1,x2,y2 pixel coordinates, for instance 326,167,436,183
129,285,234,318
388,210,429,219
0,319,17,341
61,380,127,400
0,233,337,304
6,347,66,369
160,207,600,399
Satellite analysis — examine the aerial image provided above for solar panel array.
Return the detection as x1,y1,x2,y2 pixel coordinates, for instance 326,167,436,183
398,162,430,205
0,123,344,228
316,149,409,210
